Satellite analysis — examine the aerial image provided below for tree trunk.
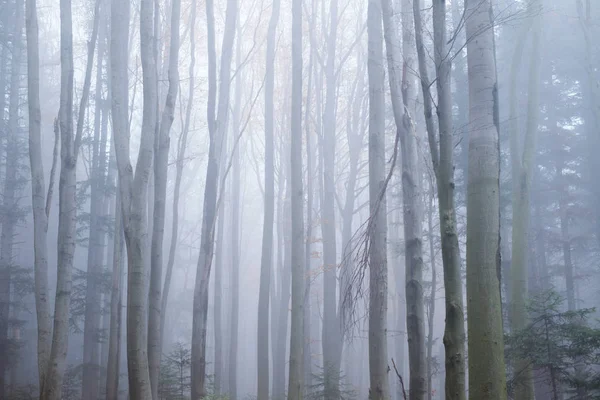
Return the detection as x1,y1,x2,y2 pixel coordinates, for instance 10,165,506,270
40,0,81,396
214,183,226,394
106,191,124,400
0,2,23,395
229,18,242,399
509,5,541,399
191,0,237,395
464,0,507,398
367,0,390,398
288,0,305,396
82,4,106,396
160,0,196,353
383,0,427,398
426,189,437,400
321,0,342,396
148,0,181,395
257,0,280,396
110,0,157,397
25,0,53,391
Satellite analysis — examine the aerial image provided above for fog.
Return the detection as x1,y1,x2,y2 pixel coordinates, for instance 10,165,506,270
0,0,599,399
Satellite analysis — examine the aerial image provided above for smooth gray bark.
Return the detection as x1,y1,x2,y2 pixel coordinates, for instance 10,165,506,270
25,0,53,391
367,0,390,398
257,0,280,397
288,0,305,395
148,0,181,395
464,0,507,398
110,0,156,397
191,0,237,395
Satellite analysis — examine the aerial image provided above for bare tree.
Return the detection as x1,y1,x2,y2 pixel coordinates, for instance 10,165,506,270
149,0,181,395
288,0,305,396
367,0,390,398
464,0,507,399
110,0,157,397
191,0,238,395
257,0,280,397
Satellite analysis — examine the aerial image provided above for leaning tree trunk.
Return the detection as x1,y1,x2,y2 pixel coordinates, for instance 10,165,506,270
25,0,53,391
464,0,507,399
148,0,181,395
191,0,238,396
288,0,305,396
367,0,390,398
110,0,157,397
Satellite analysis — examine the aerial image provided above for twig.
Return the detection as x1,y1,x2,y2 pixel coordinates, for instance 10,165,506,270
392,358,408,400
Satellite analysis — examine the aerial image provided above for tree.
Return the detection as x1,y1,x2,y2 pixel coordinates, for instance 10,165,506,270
149,0,181,395
464,0,507,398
257,0,280,397
367,0,390,398
288,0,305,396
191,0,238,395
411,0,467,397
25,0,55,392
110,0,157,397
509,2,542,398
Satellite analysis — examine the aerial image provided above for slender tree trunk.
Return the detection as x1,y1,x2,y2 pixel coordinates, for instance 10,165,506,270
509,5,541,399
257,0,280,396
160,0,196,351
110,0,157,397
464,0,507,398
191,0,238,395
321,0,342,396
229,18,242,399
367,0,390,398
426,189,437,400
214,183,226,394
25,0,53,391
106,191,124,400
82,5,106,395
0,2,23,395
148,0,181,395
288,0,305,395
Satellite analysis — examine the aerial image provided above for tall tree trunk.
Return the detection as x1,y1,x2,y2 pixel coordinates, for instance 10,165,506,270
25,0,53,391
426,189,437,400
191,0,238,395
106,191,124,400
40,0,81,396
110,0,157,397
464,0,507,398
214,182,226,394
148,0,181,395
161,0,196,352
288,0,305,395
82,5,106,395
414,1,468,398
367,0,390,398
257,0,280,396
383,0,427,398
509,4,541,399
321,0,342,396
0,2,23,395
229,18,242,399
